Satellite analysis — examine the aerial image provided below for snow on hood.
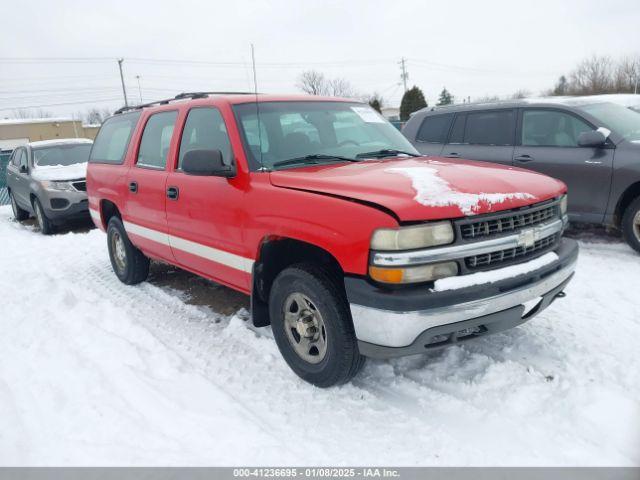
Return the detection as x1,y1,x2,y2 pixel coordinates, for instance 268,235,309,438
385,165,535,215
31,162,87,181
269,157,566,221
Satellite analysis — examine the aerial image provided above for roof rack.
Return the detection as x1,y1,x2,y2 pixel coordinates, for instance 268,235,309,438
114,91,257,115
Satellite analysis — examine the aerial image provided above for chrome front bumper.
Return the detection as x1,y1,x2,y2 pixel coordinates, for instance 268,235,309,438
347,238,578,357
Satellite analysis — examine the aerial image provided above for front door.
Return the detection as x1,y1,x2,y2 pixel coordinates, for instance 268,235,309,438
124,110,179,261
513,108,614,223
165,106,250,291
6,148,31,209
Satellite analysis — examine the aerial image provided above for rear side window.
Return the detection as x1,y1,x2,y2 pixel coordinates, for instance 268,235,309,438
137,111,178,169
448,114,466,144
416,114,453,143
178,108,232,168
463,110,515,146
89,112,141,164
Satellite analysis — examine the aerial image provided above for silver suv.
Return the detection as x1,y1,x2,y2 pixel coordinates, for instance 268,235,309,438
6,138,93,234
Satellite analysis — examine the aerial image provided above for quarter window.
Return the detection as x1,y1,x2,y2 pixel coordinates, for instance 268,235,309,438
522,110,592,147
178,108,232,168
463,110,515,146
137,111,178,169
416,114,453,143
89,111,141,164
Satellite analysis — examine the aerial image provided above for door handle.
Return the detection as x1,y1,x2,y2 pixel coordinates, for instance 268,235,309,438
444,153,460,158
166,186,179,200
515,155,534,163
584,160,603,165
129,181,138,193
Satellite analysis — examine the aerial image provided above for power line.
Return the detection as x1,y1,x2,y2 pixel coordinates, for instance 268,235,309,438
0,96,123,112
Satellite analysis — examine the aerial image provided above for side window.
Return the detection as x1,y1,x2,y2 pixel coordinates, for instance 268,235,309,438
416,114,453,143
448,114,466,144
522,110,593,147
464,110,515,146
178,108,232,168
89,112,141,164
137,111,178,169
11,148,23,167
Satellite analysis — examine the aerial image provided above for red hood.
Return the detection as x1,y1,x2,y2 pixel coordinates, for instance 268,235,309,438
269,157,566,222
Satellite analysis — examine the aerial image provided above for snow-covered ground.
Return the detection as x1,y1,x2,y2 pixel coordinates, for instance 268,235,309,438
0,205,638,466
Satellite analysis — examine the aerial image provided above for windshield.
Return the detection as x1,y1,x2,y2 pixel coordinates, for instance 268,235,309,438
233,101,419,170
33,144,92,167
577,102,640,142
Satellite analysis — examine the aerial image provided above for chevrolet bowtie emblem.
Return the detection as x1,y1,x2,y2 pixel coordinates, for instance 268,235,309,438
517,228,537,248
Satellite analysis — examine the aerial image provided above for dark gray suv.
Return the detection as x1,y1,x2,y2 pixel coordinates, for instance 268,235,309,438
403,97,640,252
6,139,92,234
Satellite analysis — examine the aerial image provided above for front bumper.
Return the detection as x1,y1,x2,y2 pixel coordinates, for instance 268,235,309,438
39,189,89,222
346,238,579,358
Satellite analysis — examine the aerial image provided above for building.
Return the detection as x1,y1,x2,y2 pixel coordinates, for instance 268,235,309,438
0,117,99,150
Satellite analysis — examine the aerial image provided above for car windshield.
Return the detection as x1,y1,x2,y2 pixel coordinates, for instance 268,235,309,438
33,144,92,167
233,101,419,170
577,102,640,142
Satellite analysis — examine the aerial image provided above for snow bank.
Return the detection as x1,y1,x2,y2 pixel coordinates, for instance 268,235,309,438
31,162,87,181
0,206,638,466
433,252,559,291
386,166,535,215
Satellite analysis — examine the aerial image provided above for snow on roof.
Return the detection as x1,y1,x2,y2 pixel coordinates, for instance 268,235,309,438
0,117,76,126
28,138,93,148
82,123,101,128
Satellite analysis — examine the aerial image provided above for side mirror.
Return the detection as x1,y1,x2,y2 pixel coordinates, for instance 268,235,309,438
578,130,606,148
182,149,235,177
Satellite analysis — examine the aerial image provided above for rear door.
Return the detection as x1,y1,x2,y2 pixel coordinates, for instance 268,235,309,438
124,110,178,261
513,108,614,223
411,113,452,155
165,106,250,291
441,109,516,165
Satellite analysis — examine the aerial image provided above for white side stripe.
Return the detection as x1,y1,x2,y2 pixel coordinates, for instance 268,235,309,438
123,220,254,274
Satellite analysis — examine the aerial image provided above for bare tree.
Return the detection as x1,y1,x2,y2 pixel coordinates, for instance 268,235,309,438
568,55,615,95
510,89,531,99
614,56,640,93
297,70,357,98
11,108,53,119
364,92,384,112
83,107,112,125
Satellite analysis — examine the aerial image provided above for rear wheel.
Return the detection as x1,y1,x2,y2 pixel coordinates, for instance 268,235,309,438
622,196,640,253
269,263,365,387
33,198,54,235
9,192,29,221
107,216,150,285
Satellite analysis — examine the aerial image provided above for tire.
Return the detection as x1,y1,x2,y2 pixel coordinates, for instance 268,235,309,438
106,216,150,285
33,198,54,235
9,191,29,221
268,263,365,387
622,196,640,254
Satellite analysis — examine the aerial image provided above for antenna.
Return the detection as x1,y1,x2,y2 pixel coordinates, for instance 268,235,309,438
250,43,265,170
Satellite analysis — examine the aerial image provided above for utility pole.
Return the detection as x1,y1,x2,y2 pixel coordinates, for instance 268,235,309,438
117,58,128,107
135,75,143,102
399,57,408,93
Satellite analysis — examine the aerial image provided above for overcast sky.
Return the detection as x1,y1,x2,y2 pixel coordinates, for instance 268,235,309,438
1,0,639,119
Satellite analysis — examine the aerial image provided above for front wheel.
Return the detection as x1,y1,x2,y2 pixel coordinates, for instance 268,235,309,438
33,198,54,235
622,196,640,253
107,216,150,285
269,264,365,387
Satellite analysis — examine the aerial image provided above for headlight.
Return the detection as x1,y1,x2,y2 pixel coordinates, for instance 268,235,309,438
369,261,458,284
41,181,75,191
371,221,454,250
560,195,568,216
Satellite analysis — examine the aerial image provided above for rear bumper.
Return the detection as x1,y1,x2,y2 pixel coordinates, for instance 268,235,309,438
345,238,579,358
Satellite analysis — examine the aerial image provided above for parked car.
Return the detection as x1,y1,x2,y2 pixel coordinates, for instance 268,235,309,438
87,93,578,387
403,97,640,252
6,138,93,234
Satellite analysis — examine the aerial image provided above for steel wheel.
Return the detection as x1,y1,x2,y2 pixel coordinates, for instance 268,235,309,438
634,210,640,242
34,201,44,229
283,292,328,364
110,230,127,273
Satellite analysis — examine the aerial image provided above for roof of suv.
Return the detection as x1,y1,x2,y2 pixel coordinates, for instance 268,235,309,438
415,94,640,115
28,138,93,148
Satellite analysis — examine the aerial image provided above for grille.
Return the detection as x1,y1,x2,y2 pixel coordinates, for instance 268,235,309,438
465,234,558,270
460,204,557,240
72,181,87,192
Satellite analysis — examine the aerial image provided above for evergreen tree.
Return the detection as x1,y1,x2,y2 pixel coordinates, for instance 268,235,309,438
437,87,454,106
399,86,427,121
369,97,382,113
553,75,569,95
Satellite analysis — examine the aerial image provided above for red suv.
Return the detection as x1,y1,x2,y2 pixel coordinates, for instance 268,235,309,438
87,92,578,387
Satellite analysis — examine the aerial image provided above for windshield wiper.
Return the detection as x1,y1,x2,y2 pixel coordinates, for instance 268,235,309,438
355,149,420,159
272,154,360,169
